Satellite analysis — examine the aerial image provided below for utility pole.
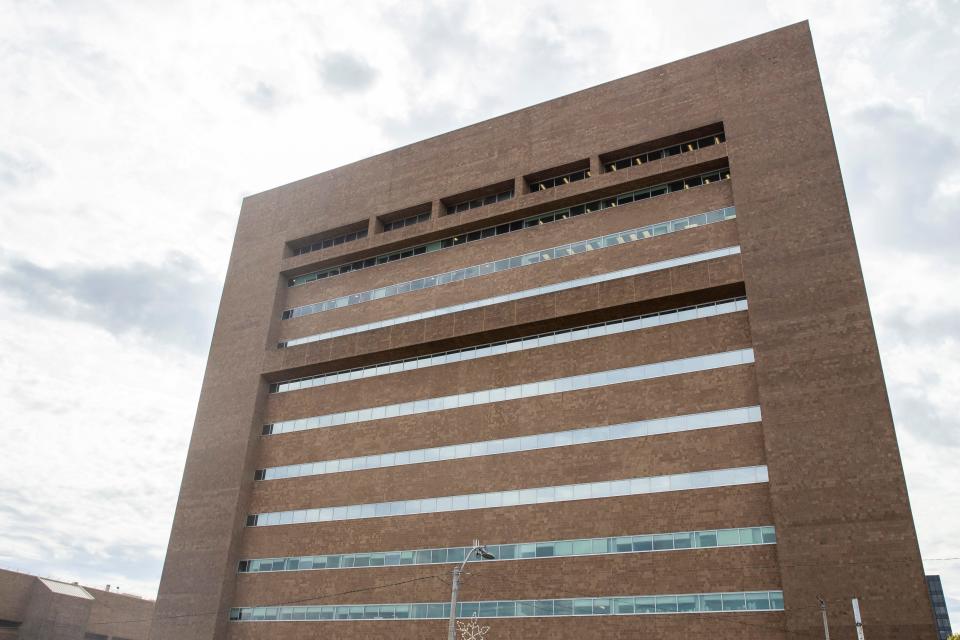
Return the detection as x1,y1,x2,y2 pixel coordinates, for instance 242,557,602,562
447,539,495,640
818,596,831,640
851,597,865,640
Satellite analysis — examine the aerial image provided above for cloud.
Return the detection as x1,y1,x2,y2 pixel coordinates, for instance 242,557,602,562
0,149,49,189
317,51,378,93
0,252,220,353
241,81,279,111
841,104,960,259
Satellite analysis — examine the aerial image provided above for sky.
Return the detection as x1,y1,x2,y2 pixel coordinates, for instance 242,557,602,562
1,0,958,627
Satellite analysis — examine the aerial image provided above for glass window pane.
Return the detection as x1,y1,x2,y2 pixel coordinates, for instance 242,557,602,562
746,592,771,610
740,527,763,544
674,532,694,549
653,534,674,550
633,535,653,552
701,594,723,612
651,597,675,615
554,599,573,616
722,593,746,611
574,599,593,615
635,597,656,614
716,529,740,546
696,531,718,547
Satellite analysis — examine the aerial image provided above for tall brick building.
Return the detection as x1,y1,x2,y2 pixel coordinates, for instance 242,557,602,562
151,22,937,640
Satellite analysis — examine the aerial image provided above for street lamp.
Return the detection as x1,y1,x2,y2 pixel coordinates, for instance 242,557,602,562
447,539,495,640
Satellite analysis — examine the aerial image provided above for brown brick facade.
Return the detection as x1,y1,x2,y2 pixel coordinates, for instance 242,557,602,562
151,22,936,640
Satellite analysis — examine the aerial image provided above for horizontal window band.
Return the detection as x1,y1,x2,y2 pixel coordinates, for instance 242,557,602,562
229,590,784,621
382,212,431,233
258,405,761,481
292,228,368,257
280,245,741,348
287,167,730,288
283,204,735,320
245,465,768,527
238,524,775,574
529,167,590,192
604,132,726,172
446,187,515,214
263,348,755,436
272,296,747,394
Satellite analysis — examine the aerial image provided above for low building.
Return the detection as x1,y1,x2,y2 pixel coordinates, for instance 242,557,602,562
0,568,153,640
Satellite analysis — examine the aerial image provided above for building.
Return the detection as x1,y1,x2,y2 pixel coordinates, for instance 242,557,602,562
0,568,153,640
150,21,938,640
928,576,953,640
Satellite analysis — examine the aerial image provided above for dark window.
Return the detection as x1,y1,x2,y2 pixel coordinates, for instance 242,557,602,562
602,130,726,173
446,189,513,214
383,211,430,232
285,166,731,297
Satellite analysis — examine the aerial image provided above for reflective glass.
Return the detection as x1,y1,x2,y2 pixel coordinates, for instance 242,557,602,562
722,593,747,611
265,346,753,434
281,204,737,345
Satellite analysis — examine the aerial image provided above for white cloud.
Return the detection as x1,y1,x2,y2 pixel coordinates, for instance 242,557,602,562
1,0,957,624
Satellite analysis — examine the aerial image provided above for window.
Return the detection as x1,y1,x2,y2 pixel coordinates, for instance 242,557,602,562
603,131,726,172
529,167,591,192
245,465,768,527
281,230,739,346
382,212,430,232
446,189,514,214
287,167,731,289
292,228,368,257
264,347,754,435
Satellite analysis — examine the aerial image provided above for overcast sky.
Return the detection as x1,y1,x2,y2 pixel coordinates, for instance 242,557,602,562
1,0,957,626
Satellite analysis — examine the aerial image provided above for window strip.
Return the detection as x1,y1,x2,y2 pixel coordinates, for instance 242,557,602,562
237,524,776,573
292,229,368,257
382,212,430,233
446,188,514,214
284,204,735,320
228,590,784,621
258,405,761,481
280,244,741,348
263,348,754,436
287,167,730,288
529,167,591,192
272,296,747,393
603,132,726,172
244,465,769,527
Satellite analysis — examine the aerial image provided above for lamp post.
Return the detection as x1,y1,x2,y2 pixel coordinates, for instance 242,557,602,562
447,539,495,640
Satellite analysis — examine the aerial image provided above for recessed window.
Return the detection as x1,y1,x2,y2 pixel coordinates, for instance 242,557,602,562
529,167,591,192
291,227,368,257
446,188,514,214
603,130,726,172
382,211,430,233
